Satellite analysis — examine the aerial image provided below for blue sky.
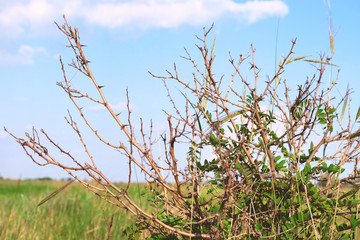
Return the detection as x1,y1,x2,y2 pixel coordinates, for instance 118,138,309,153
1,0,359,181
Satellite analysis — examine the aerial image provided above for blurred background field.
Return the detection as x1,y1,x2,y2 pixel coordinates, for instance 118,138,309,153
0,178,152,240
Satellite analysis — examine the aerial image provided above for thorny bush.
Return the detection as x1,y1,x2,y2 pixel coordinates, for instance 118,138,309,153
6,17,360,239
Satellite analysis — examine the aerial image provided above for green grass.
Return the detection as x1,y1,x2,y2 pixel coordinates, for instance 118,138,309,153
2,179,359,239
0,179,149,240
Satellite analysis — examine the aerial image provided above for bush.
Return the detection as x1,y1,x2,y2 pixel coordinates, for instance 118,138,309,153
6,17,360,239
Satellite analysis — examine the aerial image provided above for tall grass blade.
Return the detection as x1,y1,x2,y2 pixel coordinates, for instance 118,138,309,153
324,0,334,53
38,179,75,207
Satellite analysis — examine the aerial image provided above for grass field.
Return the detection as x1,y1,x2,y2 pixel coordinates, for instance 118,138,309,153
2,178,360,239
0,178,150,240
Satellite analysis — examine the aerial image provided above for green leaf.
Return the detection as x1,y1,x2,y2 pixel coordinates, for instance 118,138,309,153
316,108,323,115
309,141,314,153
318,112,326,118
285,234,294,239
289,215,297,225
277,160,286,169
319,119,327,125
256,222,263,232
298,212,304,222
209,133,218,145
207,187,215,194
209,180,218,186
340,233,351,239
337,223,348,231
210,204,220,213
350,215,360,228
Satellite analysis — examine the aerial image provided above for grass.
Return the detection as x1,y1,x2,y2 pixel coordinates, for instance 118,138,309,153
0,179,150,240
2,178,359,239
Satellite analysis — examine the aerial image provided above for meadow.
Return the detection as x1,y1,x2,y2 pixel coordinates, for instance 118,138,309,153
1,178,360,239
0,178,152,240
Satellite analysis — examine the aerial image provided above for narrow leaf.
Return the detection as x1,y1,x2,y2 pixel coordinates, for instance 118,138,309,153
303,59,339,67
285,56,309,65
355,106,360,121
340,95,348,122
38,179,75,207
178,90,203,132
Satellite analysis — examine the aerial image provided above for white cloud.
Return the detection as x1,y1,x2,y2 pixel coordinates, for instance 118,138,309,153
0,0,56,38
0,45,48,68
0,0,289,37
79,0,289,29
232,0,289,23
0,0,288,67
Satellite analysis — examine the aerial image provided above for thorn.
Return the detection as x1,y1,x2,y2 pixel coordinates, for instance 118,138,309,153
249,63,258,70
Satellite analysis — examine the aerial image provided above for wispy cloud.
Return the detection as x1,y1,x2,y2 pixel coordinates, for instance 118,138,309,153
77,0,289,29
0,0,288,36
0,0,56,38
0,0,288,67
0,45,48,68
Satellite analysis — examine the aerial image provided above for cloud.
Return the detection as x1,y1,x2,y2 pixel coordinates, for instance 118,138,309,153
79,0,289,29
0,0,56,38
232,0,289,23
0,0,289,37
0,45,48,68
0,0,288,66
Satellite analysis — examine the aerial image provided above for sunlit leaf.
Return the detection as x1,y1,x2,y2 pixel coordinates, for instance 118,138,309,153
274,58,283,91
330,35,334,54
303,59,339,67
340,95,348,122
285,56,309,65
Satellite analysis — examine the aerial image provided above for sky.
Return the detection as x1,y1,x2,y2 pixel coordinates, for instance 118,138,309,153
0,0,359,181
